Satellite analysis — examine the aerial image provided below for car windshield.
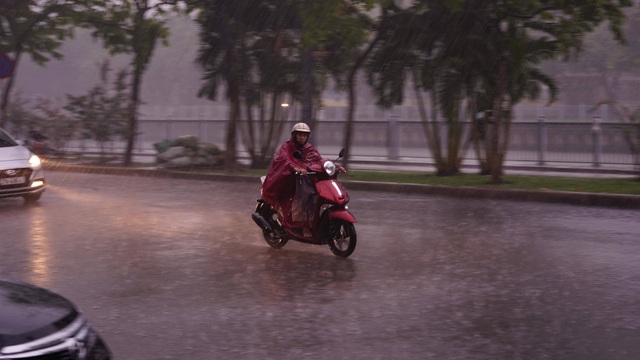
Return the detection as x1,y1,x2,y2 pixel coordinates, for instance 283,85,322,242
0,129,18,147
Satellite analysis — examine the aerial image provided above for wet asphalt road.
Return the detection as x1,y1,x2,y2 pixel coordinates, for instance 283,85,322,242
1,171,639,360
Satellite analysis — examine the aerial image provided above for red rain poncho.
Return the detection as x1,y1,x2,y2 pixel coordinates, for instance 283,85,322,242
262,138,322,227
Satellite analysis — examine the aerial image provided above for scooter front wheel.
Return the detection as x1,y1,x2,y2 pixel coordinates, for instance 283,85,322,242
328,220,356,258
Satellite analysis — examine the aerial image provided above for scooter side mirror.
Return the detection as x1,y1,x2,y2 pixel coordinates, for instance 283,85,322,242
338,148,345,158
293,150,303,159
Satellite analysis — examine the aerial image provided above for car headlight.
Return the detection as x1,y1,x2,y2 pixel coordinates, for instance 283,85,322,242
29,154,42,168
323,161,336,176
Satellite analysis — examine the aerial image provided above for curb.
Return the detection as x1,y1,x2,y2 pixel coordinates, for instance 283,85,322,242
343,181,640,209
44,163,640,210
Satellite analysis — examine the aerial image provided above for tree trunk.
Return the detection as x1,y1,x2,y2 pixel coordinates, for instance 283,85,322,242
0,49,21,128
414,81,445,173
225,80,240,170
123,64,142,167
488,28,508,184
472,111,491,175
301,49,314,132
344,74,356,168
343,13,385,169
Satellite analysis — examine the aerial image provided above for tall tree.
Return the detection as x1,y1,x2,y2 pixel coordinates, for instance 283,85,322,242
368,1,475,175
368,0,631,182
0,0,83,128
84,0,182,166
298,0,374,145
475,0,631,184
192,0,256,169
311,0,377,168
191,0,378,169
242,2,301,168
193,0,341,169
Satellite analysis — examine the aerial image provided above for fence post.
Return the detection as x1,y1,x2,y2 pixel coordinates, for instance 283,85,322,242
136,121,143,153
166,112,174,140
592,115,602,167
387,115,400,160
537,115,547,165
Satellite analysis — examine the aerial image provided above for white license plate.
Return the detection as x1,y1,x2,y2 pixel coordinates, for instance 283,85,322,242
0,176,25,186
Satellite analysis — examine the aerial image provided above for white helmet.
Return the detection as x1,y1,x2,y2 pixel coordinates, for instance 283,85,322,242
291,122,311,134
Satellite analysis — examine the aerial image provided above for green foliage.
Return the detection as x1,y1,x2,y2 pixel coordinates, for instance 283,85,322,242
0,0,89,128
192,0,374,168
81,0,183,165
0,0,79,63
32,99,79,152
64,60,130,157
301,0,368,50
4,95,78,152
366,0,632,180
3,95,40,136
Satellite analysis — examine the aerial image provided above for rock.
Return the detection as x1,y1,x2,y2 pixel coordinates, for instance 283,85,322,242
157,146,187,162
154,136,224,168
153,139,176,154
173,135,199,150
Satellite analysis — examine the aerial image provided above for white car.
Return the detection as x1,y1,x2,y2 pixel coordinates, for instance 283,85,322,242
0,128,46,202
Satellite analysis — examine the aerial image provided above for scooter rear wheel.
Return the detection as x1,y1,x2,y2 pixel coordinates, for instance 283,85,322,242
263,230,288,249
256,202,288,249
328,220,356,258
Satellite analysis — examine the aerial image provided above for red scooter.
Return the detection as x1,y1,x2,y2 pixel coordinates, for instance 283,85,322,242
252,149,357,258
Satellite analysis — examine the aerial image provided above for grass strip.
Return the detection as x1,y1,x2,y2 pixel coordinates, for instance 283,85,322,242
343,171,640,195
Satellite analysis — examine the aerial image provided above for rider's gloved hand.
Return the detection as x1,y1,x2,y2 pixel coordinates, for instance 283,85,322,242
338,166,347,173
294,167,308,175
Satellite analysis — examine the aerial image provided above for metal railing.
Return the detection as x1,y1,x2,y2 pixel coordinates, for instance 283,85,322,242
57,116,637,171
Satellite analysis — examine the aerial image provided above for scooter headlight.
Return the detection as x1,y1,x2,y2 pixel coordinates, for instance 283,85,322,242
323,161,336,176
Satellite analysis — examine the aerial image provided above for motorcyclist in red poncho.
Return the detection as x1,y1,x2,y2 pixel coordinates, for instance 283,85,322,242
262,122,340,231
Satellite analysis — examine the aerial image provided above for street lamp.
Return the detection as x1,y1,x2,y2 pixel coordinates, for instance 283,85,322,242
281,103,290,122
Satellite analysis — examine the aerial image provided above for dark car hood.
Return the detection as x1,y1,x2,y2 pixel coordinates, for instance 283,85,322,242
0,279,79,349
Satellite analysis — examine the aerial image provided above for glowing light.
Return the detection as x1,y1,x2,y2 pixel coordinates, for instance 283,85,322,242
28,208,51,286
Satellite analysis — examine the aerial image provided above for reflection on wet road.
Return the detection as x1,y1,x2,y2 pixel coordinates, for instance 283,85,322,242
1,171,638,359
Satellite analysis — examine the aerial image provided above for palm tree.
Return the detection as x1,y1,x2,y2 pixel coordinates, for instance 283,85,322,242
367,1,472,176
194,0,246,169
368,0,629,183
194,0,304,169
